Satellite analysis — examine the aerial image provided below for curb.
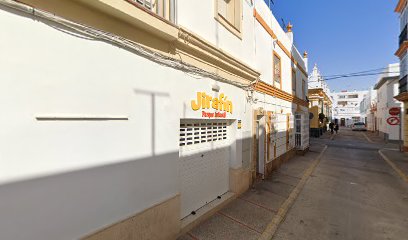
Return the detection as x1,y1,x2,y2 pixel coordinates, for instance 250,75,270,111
258,145,328,240
378,150,408,183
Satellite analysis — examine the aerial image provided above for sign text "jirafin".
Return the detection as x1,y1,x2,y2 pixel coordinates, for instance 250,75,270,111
191,92,233,114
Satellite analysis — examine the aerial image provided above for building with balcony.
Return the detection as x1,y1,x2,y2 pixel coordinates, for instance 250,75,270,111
0,0,309,239
331,90,368,127
308,64,333,137
394,0,408,150
373,63,402,142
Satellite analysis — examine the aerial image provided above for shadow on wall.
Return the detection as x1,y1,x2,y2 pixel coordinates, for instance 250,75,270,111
0,137,257,240
0,151,179,240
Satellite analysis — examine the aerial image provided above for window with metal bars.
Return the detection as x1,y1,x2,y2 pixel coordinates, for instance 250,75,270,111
127,0,175,23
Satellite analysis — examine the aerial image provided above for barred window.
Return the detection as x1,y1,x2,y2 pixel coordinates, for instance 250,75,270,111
273,53,281,88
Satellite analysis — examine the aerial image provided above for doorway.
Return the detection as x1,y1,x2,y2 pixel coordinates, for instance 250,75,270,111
341,118,346,127
256,115,266,179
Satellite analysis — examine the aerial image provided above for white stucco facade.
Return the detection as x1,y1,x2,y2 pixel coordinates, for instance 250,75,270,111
308,64,333,121
331,90,368,127
373,63,403,141
359,89,377,131
395,0,408,151
308,64,331,94
0,1,309,239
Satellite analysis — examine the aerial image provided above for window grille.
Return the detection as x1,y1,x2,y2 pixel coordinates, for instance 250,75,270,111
180,120,228,146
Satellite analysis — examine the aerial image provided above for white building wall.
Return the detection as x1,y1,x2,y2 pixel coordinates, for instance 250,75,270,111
331,90,368,126
178,0,308,151
377,84,388,134
0,8,251,240
177,0,256,68
0,1,309,239
374,63,402,141
308,64,331,95
359,89,377,131
177,0,306,95
376,78,403,141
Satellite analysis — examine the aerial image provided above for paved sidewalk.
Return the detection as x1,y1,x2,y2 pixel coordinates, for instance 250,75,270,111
177,143,327,240
364,131,387,144
362,131,408,181
379,149,408,182
319,131,334,140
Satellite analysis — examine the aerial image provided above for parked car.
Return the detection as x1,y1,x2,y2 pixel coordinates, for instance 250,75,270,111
352,122,367,131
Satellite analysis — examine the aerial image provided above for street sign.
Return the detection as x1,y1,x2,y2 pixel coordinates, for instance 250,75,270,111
389,107,401,116
387,116,400,125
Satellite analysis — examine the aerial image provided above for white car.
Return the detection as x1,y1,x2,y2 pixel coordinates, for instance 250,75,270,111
352,122,367,131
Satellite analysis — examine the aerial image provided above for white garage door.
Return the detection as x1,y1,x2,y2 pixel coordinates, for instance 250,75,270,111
179,119,231,218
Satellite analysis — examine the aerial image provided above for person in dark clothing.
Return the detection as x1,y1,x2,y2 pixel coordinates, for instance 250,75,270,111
329,122,334,134
334,124,339,134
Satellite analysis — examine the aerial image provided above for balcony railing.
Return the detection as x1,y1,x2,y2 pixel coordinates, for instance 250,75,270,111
127,0,175,23
399,75,408,94
399,24,407,46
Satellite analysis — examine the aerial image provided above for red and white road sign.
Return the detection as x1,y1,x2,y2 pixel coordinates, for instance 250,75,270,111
389,107,401,116
387,116,400,125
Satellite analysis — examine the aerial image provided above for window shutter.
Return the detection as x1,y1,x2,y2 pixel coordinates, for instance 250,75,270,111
226,0,235,24
234,0,241,30
217,0,227,17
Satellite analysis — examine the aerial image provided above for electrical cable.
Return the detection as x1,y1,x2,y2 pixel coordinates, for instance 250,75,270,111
308,71,400,83
320,67,389,78
0,0,256,90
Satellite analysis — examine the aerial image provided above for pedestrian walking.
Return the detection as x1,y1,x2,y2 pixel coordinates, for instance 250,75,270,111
334,124,339,134
329,122,334,134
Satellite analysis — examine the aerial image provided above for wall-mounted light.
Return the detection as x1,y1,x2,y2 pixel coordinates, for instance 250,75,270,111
272,39,278,47
211,82,220,92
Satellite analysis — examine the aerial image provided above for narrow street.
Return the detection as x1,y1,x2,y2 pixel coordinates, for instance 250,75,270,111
273,128,408,240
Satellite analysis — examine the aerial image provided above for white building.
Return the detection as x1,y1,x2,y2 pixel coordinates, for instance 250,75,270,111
359,88,377,131
309,64,331,94
331,90,368,127
394,0,408,151
0,1,309,240
308,64,333,119
373,63,403,141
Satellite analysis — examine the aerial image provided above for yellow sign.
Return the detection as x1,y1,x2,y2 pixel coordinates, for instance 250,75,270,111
191,92,233,114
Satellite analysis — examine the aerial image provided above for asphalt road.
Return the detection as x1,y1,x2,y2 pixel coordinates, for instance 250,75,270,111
273,128,408,240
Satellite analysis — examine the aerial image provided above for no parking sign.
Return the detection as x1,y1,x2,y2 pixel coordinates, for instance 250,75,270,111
386,117,400,125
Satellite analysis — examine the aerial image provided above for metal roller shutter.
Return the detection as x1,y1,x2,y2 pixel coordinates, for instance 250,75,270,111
179,119,231,218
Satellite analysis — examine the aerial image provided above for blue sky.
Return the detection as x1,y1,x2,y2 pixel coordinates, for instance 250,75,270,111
269,0,399,92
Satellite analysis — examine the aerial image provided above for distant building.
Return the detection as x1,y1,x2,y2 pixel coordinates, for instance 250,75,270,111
394,0,408,150
331,90,368,127
308,64,332,137
373,63,403,142
359,88,377,131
